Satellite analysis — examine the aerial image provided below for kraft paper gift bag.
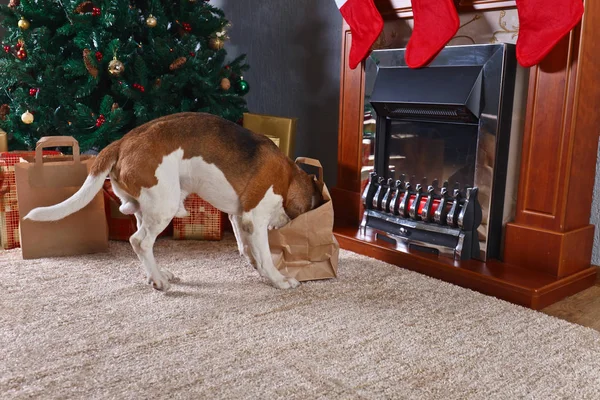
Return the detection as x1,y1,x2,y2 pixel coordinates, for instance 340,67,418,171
15,136,108,259
268,157,339,282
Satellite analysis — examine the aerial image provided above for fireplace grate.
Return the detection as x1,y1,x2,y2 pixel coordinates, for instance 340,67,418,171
361,172,482,260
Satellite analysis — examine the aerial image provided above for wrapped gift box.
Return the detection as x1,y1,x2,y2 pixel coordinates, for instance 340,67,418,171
103,179,172,241
243,113,297,157
0,151,62,249
172,194,223,241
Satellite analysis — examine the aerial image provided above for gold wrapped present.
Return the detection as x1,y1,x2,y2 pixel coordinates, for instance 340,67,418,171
243,113,297,157
0,130,7,153
267,135,280,148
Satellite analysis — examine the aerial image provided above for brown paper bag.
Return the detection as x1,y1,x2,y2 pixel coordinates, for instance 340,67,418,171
268,157,339,282
15,136,108,259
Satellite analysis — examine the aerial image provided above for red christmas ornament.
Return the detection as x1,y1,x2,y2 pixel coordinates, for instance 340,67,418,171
15,42,22,50
16,48,27,60
3,45,10,53
95,51,103,62
95,114,106,127
189,52,195,57
29,88,38,96
182,22,192,32
133,83,145,92
92,7,101,17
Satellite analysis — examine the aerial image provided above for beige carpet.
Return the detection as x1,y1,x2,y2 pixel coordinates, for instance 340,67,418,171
2,236,600,399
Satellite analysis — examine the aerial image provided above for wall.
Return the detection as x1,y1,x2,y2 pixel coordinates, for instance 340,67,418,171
213,0,342,186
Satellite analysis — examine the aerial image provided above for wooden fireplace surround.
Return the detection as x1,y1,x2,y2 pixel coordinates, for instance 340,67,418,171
331,0,600,309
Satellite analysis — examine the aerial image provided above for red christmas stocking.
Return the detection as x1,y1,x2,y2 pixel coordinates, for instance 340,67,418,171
336,0,383,69
516,0,584,67
405,0,460,69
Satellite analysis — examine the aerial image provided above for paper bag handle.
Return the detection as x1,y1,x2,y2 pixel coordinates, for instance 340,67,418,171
295,157,323,183
35,136,80,164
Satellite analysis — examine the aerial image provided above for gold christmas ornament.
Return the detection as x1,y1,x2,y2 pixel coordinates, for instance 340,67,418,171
108,57,125,76
21,110,34,124
146,14,157,28
111,102,119,111
18,17,30,30
220,77,231,91
209,37,224,50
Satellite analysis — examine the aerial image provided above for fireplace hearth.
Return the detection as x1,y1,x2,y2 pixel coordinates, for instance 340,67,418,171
361,44,518,261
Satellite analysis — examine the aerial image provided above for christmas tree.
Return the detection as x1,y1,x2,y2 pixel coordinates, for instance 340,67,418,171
0,0,250,152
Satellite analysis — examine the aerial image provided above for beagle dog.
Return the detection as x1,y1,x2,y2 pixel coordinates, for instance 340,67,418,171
25,112,322,291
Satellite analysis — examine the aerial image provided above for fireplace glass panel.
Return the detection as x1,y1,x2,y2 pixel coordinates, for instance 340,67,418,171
384,120,478,190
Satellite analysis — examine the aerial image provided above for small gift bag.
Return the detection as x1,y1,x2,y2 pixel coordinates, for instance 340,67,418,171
15,136,108,259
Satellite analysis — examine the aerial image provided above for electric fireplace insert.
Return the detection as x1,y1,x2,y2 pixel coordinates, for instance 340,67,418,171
361,44,518,261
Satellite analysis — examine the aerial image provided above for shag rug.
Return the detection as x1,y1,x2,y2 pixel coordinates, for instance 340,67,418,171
2,236,600,399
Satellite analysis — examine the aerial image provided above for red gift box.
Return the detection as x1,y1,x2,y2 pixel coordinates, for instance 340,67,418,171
103,179,172,241
172,194,223,241
0,151,62,249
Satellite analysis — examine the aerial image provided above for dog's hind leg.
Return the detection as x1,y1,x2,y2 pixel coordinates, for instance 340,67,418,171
129,175,180,291
130,210,177,290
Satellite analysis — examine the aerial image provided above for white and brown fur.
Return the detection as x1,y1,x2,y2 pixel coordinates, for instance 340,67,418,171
25,112,322,291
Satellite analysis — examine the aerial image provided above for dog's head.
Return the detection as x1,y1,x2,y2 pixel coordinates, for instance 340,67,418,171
284,166,324,220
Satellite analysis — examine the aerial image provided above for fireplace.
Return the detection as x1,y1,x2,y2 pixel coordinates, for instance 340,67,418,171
333,3,599,310
361,44,518,261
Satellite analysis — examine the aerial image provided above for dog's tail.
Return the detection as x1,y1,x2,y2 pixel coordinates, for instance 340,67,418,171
24,140,121,222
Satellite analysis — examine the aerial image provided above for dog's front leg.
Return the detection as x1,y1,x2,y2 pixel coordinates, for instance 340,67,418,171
230,214,257,268
242,213,300,289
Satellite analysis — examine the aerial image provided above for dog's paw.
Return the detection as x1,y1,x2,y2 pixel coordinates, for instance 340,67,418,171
274,277,301,290
161,268,176,281
147,274,171,291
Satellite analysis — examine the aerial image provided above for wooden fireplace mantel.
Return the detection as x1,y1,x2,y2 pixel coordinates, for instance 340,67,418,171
332,0,600,309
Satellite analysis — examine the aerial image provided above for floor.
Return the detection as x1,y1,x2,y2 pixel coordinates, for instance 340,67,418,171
4,239,600,399
542,272,600,331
